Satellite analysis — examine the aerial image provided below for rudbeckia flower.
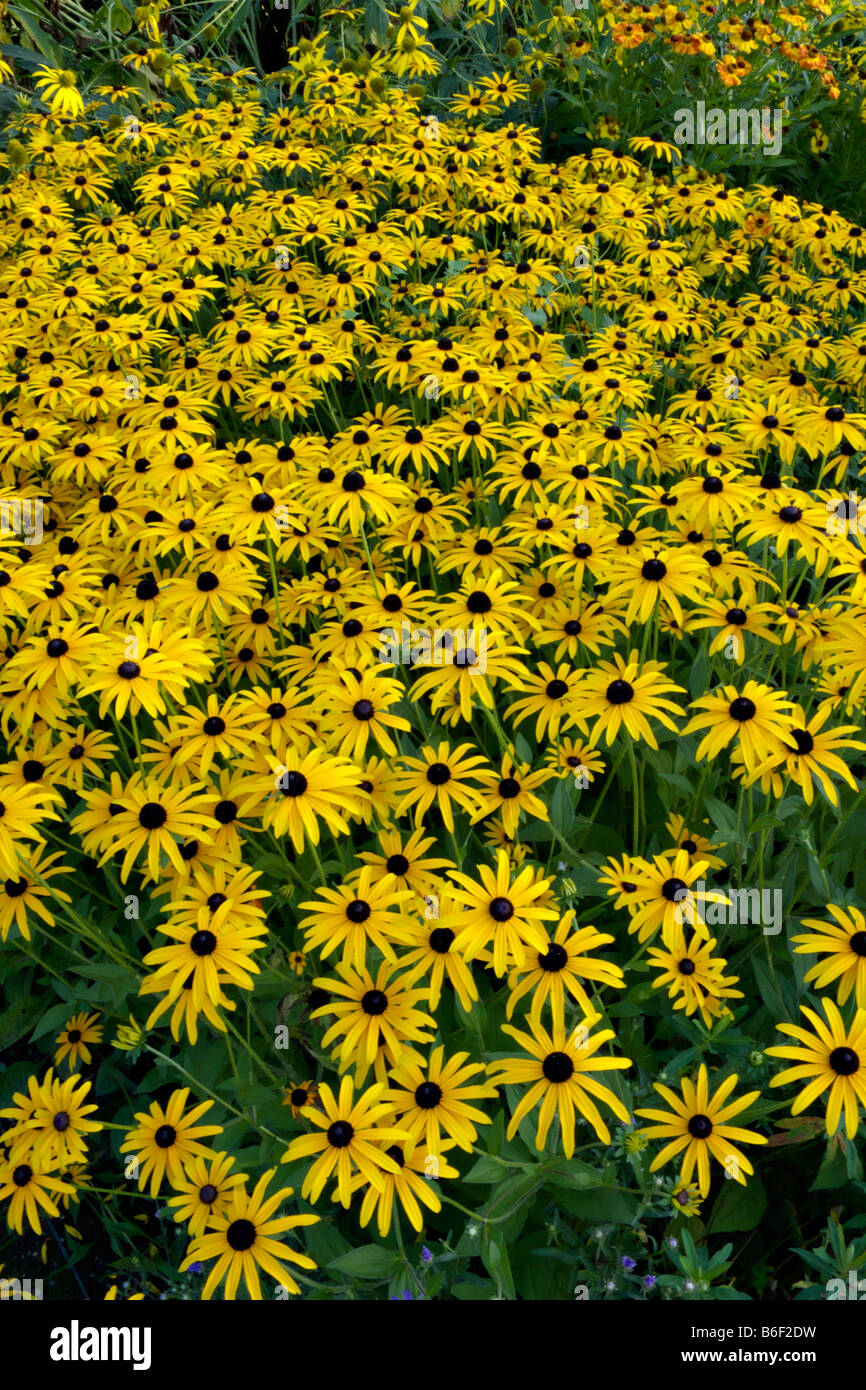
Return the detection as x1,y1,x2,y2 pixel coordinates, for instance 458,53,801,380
54,1012,103,1071
575,651,684,750
446,848,558,976
0,1153,73,1235
387,1045,498,1156
394,741,490,831
121,1088,223,1197
298,866,417,971
767,999,866,1139
505,909,626,1030
685,681,797,773
793,905,866,1008
282,1077,409,1208
635,1064,766,1197
33,67,85,119
648,932,743,1029
257,746,364,853
179,1169,318,1300
491,1015,632,1154
310,958,436,1083
167,1152,248,1237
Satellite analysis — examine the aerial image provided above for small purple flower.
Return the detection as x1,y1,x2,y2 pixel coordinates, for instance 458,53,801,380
643,1275,657,1289
187,1262,203,1275
621,1256,637,1270
391,1290,414,1300
420,1246,433,1264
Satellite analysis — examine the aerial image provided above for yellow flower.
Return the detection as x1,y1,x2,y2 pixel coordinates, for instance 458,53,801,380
33,67,85,118
636,1065,766,1197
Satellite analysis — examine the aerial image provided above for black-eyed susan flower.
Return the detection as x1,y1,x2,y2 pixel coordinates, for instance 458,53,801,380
388,1045,498,1156
355,827,453,898
0,845,71,942
283,1081,319,1120
491,1015,632,1154
140,913,268,1022
505,661,584,742
318,667,411,760
575,651,685,750
687,596,781,664
396,896,480,1014
120,1088,223,1197
409,633,530,725
647,932,743,1029
179,1169,318,1300
394,741,490,832
54,1012,103,1071
33,67,85,118
446,849,558,977
669,1182,702,1218
170,693,266,777
665,815,726,870
505,910,625,1030
0,780,60,880
635,1065,767,1197
310,959,435,1084
607,547,709,627
91,777,217,883
624,849,728,946
5,1069,102,1167
748,705,866,806
347,1140,460,1237
767,999,866,1138
282,1077,409,1208
299,866,417,972
0,1153,73,1235
545,737,606,785
793,906,866,1008
684,681,797,774
256,745,364,853
167,1151,248,1237
470,753,552,839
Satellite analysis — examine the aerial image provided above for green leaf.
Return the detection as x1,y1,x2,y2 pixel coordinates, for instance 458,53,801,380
480,1230,516,1299
704,795,738,836
752,958,786,1021
845,1138,863,1182
0,1060,39,1107
31,999,78,1043
707,1174,766,1234
327,1244,401,1279
452,1280,495,1299
463,1153,526,1183
553,1185,638,1223
688,650,710,698
363,0,388,43
8,4,63,63
304,1219,352,1268
811,1139,850,1191
549,776,574,837
544,1160,605,1190
0,979,35,1049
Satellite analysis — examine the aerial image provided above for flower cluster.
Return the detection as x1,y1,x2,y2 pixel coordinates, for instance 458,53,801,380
0,20,865,1301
